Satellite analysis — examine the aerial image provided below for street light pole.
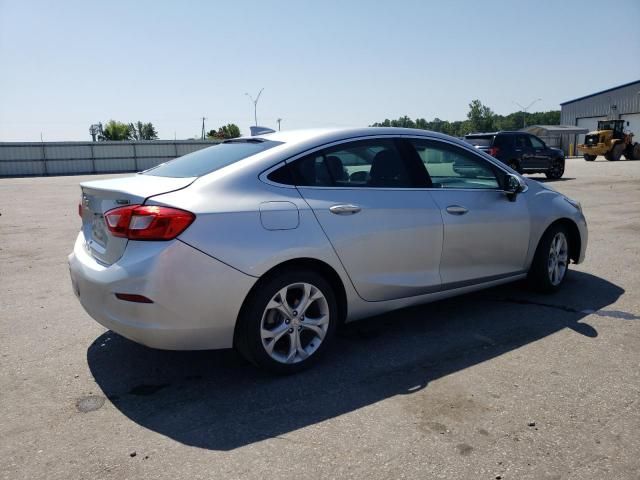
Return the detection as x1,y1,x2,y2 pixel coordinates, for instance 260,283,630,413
200,116,207,139
245,88,264,126
277,118,282,131
514,98,542,128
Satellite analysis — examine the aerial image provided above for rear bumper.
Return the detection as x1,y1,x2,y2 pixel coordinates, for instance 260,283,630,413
68,232,257,350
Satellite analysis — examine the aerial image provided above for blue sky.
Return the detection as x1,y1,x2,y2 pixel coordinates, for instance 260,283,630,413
1,0,639,141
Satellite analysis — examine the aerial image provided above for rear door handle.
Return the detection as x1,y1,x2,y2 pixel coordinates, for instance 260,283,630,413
446,205,468,215
329,204,361,215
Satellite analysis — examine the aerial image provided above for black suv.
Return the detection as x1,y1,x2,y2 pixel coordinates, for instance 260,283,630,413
464,131,565,179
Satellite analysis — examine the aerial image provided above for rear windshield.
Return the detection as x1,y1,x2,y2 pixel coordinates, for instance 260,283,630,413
464,135,494,147
143,140,282,178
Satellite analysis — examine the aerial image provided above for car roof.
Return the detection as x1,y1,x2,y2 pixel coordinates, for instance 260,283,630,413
466,131,523,137
192,126,508,186
251,127,466,148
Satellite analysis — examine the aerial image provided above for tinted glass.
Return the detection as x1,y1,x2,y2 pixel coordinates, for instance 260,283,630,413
143,140,282,178
464,135,494,147
288,138,420,188
516,135,531,148
409,139,500,189
267,163,294,185
493,135,512,148
529,135,544,148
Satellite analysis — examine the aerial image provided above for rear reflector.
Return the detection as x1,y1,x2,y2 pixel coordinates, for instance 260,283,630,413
104,205,195,240
115,293,154,303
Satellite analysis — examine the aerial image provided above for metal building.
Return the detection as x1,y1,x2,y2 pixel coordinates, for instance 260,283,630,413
560,80,640,148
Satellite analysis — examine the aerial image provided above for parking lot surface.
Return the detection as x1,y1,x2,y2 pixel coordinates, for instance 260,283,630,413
1,158,639,479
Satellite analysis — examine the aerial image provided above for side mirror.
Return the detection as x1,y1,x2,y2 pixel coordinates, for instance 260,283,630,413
504,174,525,201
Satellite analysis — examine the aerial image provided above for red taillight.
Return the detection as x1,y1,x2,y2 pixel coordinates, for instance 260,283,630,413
104,205,195,240
488,146,500,157
78,203,83,217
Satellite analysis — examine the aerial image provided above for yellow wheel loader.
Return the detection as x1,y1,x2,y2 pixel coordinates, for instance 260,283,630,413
578,119,640,161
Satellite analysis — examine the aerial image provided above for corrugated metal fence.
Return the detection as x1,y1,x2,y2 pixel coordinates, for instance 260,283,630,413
0,140,220,177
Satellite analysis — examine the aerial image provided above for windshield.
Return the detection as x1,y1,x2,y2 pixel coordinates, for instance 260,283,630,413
464,135,494,147
143,140,283,178
597,121,620,131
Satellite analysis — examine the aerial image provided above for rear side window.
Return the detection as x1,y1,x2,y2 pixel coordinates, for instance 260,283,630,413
143,140,282,178
515,135,531,148
493,135,512,148
272,138,428,188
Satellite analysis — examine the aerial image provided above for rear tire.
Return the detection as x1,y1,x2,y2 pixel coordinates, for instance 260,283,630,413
528,224,570,293
632,143,640,160
235,269,338,374
545,158,565,179
583,154,596,161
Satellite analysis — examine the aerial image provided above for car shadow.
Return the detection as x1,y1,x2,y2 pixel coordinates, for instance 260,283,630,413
87,271,628,451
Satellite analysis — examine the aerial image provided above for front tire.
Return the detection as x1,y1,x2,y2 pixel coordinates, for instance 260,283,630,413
583,154,596,161
235,269,338,374
507,159,521,173
545,158,565,179
528,224,570,292
609,143,624,161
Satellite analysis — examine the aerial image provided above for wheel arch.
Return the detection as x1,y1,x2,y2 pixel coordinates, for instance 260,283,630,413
233,257,348,347
542,218,581,263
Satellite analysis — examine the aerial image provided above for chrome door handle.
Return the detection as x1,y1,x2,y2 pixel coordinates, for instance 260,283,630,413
329,204,361,215
446,205,468,215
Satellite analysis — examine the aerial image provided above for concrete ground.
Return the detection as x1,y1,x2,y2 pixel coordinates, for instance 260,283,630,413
1,157,639,480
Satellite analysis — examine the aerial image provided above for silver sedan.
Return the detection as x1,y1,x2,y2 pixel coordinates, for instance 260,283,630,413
68,128,587,373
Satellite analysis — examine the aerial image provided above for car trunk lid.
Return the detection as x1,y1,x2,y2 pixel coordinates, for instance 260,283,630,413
79,174,195,265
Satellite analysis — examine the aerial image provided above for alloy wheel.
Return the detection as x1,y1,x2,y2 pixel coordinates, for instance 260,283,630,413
260,282,330,364
547,232,568,286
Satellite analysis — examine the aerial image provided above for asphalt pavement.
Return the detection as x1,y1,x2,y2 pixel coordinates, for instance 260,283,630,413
1,157,639,479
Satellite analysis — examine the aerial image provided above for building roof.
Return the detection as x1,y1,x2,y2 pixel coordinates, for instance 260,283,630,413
521,125,589,136
560,80,640,106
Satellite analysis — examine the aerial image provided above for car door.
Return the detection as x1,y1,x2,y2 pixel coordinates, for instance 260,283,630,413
288,137,443,302
406,137,530,287
528,134,552,169
515,134,534,169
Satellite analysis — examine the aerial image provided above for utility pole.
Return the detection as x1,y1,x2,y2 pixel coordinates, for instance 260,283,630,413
514,98,542,128
277,118,282,131
200,117,207,139
245,88,264,126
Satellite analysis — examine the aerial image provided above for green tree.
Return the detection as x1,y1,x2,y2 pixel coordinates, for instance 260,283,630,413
128,121,158,140
466,99,495,133
99,120,132,141
370,104,560,137
207,123,241,139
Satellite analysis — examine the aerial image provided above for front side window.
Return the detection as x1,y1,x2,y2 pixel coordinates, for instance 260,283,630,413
408,139,500,190
280,138,426,188
529,135,544,149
